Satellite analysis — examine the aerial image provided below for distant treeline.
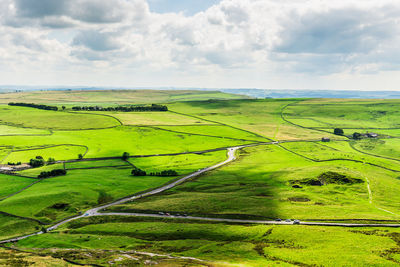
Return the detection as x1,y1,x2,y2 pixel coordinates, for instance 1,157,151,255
72,104,168,112
8,102,58,111
38,169,67,179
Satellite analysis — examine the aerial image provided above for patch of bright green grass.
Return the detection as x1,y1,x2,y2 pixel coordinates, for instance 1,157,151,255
0,174,34,198
4,145,87,164
0,214,40,240
18,163,64,177
0,125,50,135
129,151,227,174
0,167,168,223
0,126,248,161
0,106,119,130
65,159,130,169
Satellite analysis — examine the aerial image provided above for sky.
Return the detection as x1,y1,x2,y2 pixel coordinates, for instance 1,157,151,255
1,0,400,90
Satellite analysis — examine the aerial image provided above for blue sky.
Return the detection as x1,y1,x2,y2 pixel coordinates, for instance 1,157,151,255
1,0,400,90
148,0,221,15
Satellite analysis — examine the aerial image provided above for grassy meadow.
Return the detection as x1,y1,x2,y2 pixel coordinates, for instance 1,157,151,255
1,91,400,265
12,216,400,266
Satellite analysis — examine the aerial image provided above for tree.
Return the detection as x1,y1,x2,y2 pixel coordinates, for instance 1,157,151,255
122,152,130,161
334,128,344,136
353,132,362,140
78,154,83,160
47,157,56,165
29,158,45,168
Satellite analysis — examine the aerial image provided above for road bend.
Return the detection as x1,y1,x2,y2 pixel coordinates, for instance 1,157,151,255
1,146,241,244
3,142,400,245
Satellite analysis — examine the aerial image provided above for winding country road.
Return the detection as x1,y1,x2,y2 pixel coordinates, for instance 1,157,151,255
3,142,400,245
0,146,241,244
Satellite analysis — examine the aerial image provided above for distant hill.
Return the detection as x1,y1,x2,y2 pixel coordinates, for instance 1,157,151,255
221,89,400,99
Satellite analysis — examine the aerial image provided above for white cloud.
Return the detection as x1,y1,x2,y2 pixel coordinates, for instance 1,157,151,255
1,0,400,89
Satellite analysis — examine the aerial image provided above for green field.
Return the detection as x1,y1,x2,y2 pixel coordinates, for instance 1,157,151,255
2,92,400,265
0,105,120,130
13,216,400,266
4,145,87,164
65,159,130,169
0,126,248,163
110,145,400,220
93,111,214,126
0,174,34,199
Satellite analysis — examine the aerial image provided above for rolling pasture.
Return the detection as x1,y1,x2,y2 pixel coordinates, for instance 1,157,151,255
15,216,400,266
1,92,400,266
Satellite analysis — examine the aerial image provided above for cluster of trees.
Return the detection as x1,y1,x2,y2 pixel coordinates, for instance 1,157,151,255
8,102,58,111
72,104,168,112
131,168,147,176
8,162,21,166
29,156,57,168
29,156,45,168
131,168,178,177
38,169,66,179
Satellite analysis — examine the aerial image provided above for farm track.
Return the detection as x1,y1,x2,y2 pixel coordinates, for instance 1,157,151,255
0,146,241,244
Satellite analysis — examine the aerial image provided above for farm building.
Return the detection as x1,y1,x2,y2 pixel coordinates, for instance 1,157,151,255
366,133,378,138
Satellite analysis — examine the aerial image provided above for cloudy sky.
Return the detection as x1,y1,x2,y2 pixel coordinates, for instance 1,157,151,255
1,0,400,90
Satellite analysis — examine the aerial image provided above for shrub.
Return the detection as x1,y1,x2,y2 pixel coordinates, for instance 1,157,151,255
97,190,113,204
132,168,146,176
7,162,21,166
47,157,56,165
